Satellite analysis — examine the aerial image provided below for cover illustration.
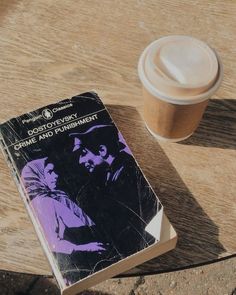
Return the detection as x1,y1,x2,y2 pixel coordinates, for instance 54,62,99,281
0,92,163,288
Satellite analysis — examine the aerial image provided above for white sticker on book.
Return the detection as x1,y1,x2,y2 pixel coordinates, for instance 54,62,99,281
145,206,163,241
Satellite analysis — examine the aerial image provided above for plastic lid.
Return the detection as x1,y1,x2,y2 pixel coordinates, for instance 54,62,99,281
138,36,223,105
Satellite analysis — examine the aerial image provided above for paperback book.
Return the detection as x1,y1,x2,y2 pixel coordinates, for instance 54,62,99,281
0,92,177,295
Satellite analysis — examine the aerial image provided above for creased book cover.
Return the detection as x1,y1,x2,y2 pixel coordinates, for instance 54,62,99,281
0,92,164,293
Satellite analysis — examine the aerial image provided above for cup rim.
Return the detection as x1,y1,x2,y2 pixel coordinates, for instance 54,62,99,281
138,36,224,105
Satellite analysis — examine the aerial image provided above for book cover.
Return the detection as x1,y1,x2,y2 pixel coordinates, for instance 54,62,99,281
0,92,176,294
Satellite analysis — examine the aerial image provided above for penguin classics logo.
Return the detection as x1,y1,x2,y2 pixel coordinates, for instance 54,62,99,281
42,109,53,120
22,104,73,124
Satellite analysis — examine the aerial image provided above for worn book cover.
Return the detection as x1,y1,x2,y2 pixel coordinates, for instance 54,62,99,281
0,92,176,294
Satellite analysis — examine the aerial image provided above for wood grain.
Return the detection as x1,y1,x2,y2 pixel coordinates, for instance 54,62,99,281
0,0,235,275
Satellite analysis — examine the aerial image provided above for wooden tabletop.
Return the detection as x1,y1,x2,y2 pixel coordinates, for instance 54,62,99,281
0,0,235,277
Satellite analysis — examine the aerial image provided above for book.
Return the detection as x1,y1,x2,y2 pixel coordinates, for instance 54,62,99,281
0,92,177,295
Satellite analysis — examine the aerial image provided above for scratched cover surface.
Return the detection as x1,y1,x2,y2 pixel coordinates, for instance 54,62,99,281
0,92,162,286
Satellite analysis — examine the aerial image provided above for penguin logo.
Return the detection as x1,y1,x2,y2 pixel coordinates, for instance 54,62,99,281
42,109,53,120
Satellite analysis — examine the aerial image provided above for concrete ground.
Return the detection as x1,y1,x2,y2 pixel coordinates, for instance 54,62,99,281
0,257,235,295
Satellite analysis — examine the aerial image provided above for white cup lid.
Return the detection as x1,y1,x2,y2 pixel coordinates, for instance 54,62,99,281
138,36,223,105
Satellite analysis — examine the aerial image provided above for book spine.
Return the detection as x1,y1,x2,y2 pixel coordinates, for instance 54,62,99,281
0,129,65,291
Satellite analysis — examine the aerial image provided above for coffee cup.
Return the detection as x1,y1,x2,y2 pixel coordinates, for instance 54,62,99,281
138,35,223,142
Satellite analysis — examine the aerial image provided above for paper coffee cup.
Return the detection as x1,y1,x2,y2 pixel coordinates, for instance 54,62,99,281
138,35,223,142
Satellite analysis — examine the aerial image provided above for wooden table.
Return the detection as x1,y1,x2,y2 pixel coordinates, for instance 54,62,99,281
0,0,235,277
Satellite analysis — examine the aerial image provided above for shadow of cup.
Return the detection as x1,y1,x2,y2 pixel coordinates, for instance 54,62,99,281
180,99,236,150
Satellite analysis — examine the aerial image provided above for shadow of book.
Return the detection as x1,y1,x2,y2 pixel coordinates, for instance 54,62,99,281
106,104,225,276
180,99,236,150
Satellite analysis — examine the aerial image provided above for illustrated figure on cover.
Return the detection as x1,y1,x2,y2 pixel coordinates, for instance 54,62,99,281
70,124,160,258
21,158,106,282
